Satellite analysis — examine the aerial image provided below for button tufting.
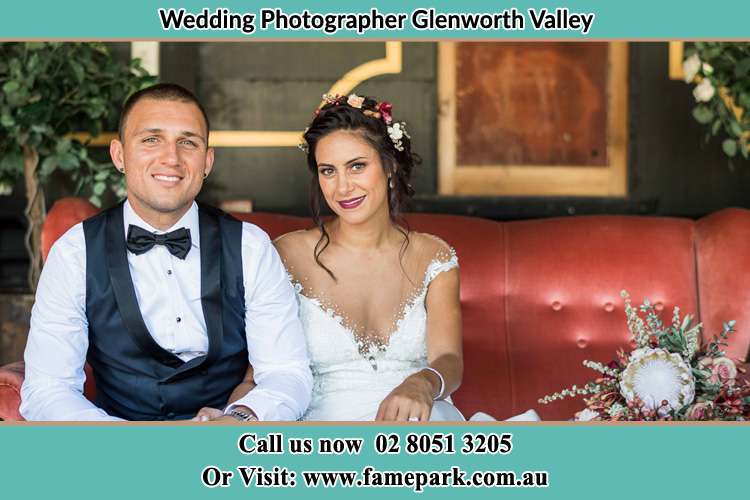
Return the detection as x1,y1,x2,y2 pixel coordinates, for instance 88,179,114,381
654,302,664,312
552,301,562,311
604,302,614,312
576,338,588,348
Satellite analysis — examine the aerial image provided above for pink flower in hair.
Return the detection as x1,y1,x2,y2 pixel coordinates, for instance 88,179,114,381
347,94,365,108
378,101,393,124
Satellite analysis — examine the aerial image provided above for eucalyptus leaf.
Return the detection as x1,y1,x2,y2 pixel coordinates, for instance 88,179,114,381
692,106,714,124
722,139,738,157
711,119,722,136
691,42,750,163
729,120,743,137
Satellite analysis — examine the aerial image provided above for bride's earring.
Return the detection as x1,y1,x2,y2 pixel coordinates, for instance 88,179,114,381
388,175,394,190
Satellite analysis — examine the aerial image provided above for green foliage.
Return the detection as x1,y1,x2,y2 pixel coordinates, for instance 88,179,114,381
685,42,750,163
0,42,153,205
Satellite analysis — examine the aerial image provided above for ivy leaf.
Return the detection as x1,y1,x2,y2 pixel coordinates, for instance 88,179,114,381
27,53,39,72
722,139,738,157
2,80,20,94
0,113,15,128
92,182,106,196
735,57,750,78
55,138,72,155
57,152,79,170
0,41,154,196
0,150,23,172
69,60,85,83
692,106,714,124
39,155,58,177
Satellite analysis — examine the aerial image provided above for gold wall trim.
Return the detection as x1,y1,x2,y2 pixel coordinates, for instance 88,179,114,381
71,131,303,148
325,41,403,100
669,42,685,80
75,42,403,148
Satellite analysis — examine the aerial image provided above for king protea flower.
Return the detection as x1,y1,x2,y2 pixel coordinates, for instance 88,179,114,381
620,348,696,411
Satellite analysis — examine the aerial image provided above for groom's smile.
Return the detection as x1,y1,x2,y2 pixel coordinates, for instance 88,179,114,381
152,172,185,187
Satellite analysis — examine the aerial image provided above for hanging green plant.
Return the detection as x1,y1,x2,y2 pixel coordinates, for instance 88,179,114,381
684,42,750,164
0,42,153,290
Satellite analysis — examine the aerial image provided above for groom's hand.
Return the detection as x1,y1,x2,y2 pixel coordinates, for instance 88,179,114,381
375,373,434,422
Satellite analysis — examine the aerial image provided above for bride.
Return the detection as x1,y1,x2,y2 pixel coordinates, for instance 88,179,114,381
274,94,463,421
194,94,469,422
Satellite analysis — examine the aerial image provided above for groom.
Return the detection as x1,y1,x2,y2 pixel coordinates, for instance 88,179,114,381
20,83,312,421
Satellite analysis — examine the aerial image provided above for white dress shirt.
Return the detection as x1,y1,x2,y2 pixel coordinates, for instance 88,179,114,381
20,201,312,421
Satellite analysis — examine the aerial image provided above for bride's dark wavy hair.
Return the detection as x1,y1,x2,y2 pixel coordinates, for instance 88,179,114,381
302,96,421,280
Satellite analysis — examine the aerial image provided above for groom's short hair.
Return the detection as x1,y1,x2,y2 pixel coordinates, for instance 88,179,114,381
118,82,211,139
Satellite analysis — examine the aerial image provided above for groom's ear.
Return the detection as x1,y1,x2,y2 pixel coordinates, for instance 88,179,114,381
203,147,215,177
110,139,125,172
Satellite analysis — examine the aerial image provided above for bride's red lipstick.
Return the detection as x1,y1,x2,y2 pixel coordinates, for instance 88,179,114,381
338,195,366,209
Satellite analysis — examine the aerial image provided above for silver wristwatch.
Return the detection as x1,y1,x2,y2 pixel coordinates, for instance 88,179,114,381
228,408,258,422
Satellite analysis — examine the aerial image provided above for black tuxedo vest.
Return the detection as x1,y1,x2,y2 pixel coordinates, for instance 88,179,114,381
82,202,248,420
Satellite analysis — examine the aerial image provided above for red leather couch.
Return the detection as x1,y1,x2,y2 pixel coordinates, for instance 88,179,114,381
2,197,750,421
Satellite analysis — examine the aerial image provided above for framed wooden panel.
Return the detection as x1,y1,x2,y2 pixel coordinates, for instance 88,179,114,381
438,42,629,197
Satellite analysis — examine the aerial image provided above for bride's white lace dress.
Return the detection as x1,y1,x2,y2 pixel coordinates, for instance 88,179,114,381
277,231,461,421
299,252,458,421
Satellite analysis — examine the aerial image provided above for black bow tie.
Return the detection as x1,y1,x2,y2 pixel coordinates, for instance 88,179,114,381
126,224,192,260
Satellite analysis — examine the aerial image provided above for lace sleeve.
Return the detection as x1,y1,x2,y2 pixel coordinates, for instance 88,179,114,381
423,245,459,287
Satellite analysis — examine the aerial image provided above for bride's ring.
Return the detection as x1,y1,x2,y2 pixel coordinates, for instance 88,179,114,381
408,416,419,422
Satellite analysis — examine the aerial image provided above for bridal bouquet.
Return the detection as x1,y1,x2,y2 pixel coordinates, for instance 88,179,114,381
539,291,750,421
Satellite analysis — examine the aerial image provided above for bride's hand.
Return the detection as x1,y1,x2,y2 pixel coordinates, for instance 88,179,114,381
191,407,224,422
375,373,435,422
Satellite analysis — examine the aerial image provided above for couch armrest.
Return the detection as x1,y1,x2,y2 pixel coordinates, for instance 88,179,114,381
0,361,25,421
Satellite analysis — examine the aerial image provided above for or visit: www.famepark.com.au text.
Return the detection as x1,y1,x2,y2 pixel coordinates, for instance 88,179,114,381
233,465,549,492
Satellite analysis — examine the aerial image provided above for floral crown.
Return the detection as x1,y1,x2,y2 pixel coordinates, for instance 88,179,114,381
298,93,410,154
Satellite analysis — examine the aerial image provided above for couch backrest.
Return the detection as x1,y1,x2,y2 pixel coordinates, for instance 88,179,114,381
40,198,750,420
